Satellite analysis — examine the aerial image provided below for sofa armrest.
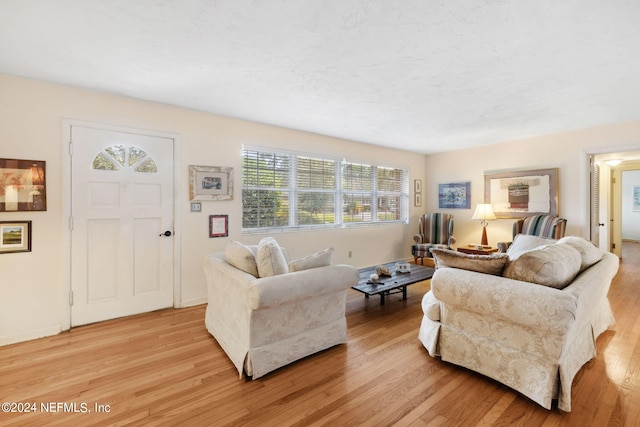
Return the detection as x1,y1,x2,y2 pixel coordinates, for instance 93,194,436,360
248,264,359,309
203,253,256,309
431,268,577,333
496,241,511,252
413,234,423,244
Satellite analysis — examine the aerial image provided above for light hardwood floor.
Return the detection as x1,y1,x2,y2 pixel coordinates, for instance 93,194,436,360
1,244,639,426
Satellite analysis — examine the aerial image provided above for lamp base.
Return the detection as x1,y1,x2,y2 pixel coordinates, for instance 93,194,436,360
480,226,489,246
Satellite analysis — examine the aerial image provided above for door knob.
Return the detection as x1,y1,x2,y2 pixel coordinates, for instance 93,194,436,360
160,230,172,237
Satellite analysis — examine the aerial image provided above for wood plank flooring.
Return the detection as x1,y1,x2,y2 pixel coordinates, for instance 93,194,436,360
1,244,639,426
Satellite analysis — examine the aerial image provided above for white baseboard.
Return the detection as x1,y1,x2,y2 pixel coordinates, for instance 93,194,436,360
0,325,62,347
1,300,209,347
179,296,208,308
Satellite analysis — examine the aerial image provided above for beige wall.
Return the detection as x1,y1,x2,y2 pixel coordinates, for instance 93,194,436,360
0,74,425,345
2,73,639,345
424,122,640,249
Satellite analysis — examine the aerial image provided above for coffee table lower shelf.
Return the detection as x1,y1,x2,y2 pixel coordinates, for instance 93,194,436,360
351,262,435,305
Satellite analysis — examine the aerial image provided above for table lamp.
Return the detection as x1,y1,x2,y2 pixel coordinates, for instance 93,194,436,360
472,204,496,246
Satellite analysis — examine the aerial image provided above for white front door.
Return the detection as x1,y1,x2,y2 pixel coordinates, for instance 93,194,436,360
70,125,175,326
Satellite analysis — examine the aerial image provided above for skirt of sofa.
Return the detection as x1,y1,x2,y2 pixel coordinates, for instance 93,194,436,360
439,324,558,410
246,317,347,379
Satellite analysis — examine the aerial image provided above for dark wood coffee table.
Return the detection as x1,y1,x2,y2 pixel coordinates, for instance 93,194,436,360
351,261,435,305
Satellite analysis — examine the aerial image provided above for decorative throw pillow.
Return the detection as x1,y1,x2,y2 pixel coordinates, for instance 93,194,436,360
288,247,334,272
431,248,509,276
557,236,603,272
507,234,557,260
256,237,289,277
503,243,581,289
225,241,259,277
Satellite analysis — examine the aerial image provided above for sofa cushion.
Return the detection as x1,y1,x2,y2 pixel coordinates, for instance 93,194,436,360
503,243,582,289
431,248,509,276
225,241,259,277
558,236,603,272
256,237,289,277
507,233,557,260
288,247,334,272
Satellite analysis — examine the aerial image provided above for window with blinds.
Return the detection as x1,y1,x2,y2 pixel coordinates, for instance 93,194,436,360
242,147,409,232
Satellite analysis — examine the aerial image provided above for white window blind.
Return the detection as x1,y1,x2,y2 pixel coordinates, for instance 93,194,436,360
242,149,290,229
295,156,338,226
242,146,408,232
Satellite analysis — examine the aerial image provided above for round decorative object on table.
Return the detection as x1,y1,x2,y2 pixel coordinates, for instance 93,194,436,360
375,265,392,276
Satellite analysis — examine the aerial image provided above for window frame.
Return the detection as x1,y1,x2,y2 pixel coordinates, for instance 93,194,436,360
242,146,409,233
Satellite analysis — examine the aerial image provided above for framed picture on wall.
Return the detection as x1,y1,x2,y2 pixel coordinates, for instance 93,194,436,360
414,179,422,193
633,185,640,212
209,215,229,238
189,165,233,201
438,181,471,209
0,221,32,254
0,159,46,212
484,168,558,218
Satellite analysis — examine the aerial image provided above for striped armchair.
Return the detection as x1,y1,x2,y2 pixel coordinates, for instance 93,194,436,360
412,213,455,264
497,214,567,252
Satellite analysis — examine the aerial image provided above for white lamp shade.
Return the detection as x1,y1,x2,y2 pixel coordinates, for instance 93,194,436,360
472,204,496,221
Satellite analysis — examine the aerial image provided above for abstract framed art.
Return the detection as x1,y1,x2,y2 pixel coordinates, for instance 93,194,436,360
484,168,558,218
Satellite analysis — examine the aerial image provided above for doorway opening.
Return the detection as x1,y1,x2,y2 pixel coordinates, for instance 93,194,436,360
591,150,640,261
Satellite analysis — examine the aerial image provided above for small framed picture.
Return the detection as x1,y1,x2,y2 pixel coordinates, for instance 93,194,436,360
0,221,32,253
414,193,422,207
414,179,422,193
209,215,229,238
189,165,233,201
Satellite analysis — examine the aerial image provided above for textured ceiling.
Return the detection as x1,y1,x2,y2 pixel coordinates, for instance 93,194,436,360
1,1,640,154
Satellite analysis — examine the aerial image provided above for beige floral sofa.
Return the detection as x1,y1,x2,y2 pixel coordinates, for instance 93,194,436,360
203,237,359,379
419,234,619,412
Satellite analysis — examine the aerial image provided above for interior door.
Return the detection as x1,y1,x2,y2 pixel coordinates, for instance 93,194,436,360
590,156,601,246
70,125,174,326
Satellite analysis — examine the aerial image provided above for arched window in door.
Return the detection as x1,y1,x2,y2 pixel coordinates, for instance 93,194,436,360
92,145,158,173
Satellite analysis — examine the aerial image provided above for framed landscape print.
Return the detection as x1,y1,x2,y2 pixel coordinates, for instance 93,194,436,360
484,168,558,218
189,165,233,201
438,181,471,209
0,221,32,254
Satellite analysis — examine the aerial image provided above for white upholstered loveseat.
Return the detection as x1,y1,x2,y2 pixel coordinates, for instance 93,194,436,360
203,238,359,379
419,234,619,412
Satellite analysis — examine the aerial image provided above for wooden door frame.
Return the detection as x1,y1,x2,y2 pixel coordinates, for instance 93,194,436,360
60,119,182,332
612,161,640,257
584,146,640,258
